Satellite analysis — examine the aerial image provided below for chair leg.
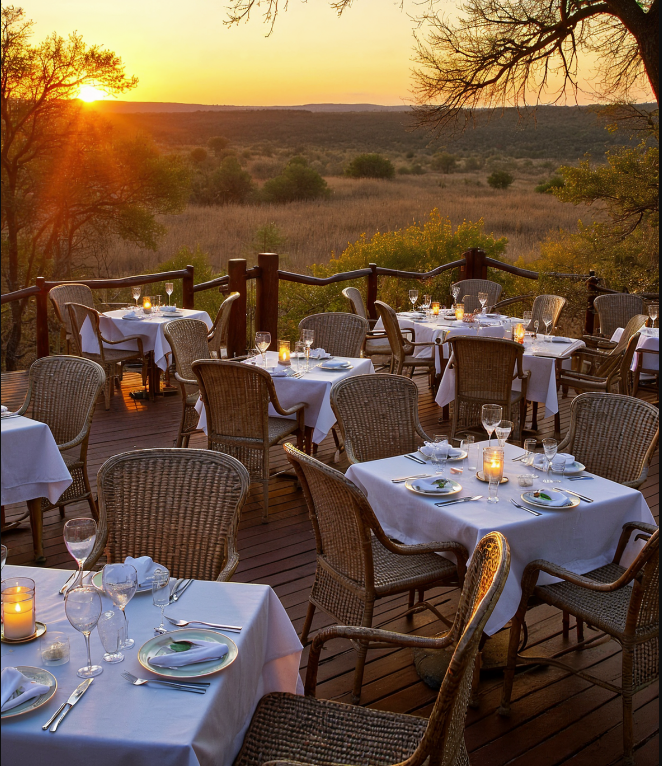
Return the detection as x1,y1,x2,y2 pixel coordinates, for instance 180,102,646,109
300,601,316,645
554,410,561,436
622,690,635,766
498,613,524,715
351,640,369,704
408,589,415,609
531,402,539,431
261,479,269,524
103,375,111,410
83,470,99,522
576,619,585,642
562,610,570,638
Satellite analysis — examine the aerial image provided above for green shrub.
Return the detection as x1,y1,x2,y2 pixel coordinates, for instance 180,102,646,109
410,163,426,175
431,152,457,174
463,156,482,171
189,147,208,164
207,136,229,156
535,176,565,193
345,153,395,179
487,170,514,189
262,157,330,203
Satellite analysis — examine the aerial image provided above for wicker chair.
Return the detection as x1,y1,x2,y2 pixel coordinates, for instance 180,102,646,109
298,312,369,358
342,286,393,365
233,531,509,766
49,283,95,354
67,302,148,410
582,311,648,353
633,344,659,397
163,318,211,447
446,336,530,443
207,292,240,359
88,448,250,581
500,523,658,766
525,294,567,332
375,300,439,389
590,293,646,339
14,356,105,533
284,442,469,702
192,360,305,522
330,374,430,464
451,279,503,311
557,392,659,489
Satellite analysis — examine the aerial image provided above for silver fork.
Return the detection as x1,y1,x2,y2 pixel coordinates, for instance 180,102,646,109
121,672,208,693
510,498,542,517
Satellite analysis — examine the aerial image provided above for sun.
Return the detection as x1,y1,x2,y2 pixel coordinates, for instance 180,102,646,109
78,85,107,103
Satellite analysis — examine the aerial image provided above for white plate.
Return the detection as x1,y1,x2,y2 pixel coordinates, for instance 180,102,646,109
159,311,183,317
138,628,238,679
0,667,57,719
318,362,353,371
531,460,586,476
417,449,467,462
121,315,146,321
405,478,462,496
521,490,580,510
92,570,153,594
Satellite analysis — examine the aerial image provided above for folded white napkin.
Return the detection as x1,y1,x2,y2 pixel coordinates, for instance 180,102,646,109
269,368,290,377
529,489,573,507
161,305,177,313
421,441,462,459
532,453,575,470
1,405,7,413
309,348,331,359
551,337,573,344
412,477,454,493
1,667,51,712
123,556,164,587
149,639,229,668
319,359,350,369
122,311,144,320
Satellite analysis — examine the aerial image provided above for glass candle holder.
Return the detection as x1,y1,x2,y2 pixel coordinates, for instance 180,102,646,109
454,303,465,321
142,296,152,314
517,474,535,487
2,577,36,640
277,340,291,365
431,301,440,316
513,323,526,344
483,447,504,504
41,632,70,666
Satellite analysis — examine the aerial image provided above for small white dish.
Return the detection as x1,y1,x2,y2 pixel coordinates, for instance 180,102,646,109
521,489,579,510
405,477,462,496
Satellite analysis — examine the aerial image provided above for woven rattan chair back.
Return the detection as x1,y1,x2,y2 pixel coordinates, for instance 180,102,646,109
208,292,240,358
594,294,646,338
610,314,649,357
22,355,105,447
66,302,103,358
374,300,410,369
49,284,94,348
298,313,369,358
626,530,659,642
342,286,369,321
461,295,482,314
330,374,429,464
558,393,659,487
164,318,211,386
527,294,567,332
452,279,503,309
93,448,249,581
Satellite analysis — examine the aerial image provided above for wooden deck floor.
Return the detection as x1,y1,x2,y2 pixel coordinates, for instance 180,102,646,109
2,368,658,766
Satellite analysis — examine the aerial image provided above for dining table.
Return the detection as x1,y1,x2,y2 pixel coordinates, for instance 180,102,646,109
345,441,654,636
195,351,375,448
1,565,303,766
1,417,72,563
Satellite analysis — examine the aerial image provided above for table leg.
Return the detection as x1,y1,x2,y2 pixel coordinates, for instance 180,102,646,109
27,497,46,564
148,352,162,400
304,426,314,455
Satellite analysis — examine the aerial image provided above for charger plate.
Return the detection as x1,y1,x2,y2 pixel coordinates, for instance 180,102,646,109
0,667,56,718
139,628,238,679
405,478,462,497
521,490,580,510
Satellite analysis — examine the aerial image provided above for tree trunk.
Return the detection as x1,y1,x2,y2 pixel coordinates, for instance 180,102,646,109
638,14,660,103
4,300,24,371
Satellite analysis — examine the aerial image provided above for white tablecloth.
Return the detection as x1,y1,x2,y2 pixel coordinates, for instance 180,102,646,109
1,566,303,766
0,417,72,505
612,326,659,372
345,441,654,635
196,352,375,445
81,309,213,371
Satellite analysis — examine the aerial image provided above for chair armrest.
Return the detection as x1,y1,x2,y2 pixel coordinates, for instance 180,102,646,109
273,399,306,418
57,431,89,452
521,558,636,598
408,340,438,348
582,334,615,350
304,624,453,696
216,552,240,582
174,372,198,387
613,521,659,564
558,370,608,385
366,330,388,339
100,334,145,355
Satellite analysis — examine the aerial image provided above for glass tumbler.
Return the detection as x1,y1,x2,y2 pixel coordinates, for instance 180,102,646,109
97,610,125,663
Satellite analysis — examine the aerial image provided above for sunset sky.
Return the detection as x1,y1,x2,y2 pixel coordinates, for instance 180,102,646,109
25,0,646,106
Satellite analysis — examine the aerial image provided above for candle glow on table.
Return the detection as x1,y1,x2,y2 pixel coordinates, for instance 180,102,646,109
278,339,291,365
483,448,505,482
513,323,526,344
142,296,152,314
2,580,36,640
454,303,465,321
431,302,440,316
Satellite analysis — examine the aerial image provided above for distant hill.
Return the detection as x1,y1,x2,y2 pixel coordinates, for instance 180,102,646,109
90,101,411,114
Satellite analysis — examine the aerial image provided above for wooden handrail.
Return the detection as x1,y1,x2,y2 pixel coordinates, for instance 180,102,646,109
373,259,465,280
41,268,191,291
1,285,41,304
483,257,539,280
193,275,230,292
277,268,373,286
593,284,659,298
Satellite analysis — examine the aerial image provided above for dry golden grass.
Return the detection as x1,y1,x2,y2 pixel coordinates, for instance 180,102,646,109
106,173,581,275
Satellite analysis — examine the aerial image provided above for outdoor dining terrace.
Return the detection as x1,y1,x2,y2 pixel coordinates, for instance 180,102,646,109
1,249,659,766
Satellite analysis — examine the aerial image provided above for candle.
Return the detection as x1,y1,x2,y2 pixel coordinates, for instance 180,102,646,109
2,579,36,640
454,303,465,321
278,339,291,365
513,323,526,344
431,302,440,316
142,296,152,314
483,447,504,483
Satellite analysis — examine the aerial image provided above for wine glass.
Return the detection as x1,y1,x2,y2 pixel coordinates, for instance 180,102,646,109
542,438,558,484
481,404,502,447
409,289,419,311
478,292,489,313
648,304,658,328
533,319,539,338
422,294,432,314
131,286,141,309
255,331,271,368
165,282,174,306
452,285,461,304
65,586,103,678
432,434,449,476
97,610,125,663
301,328,315,370
1,544,7,570
523,438,538,466
542,311,553,342
495,420,513,448
152,567,171,635
63,518,97,588
102,563,138,648
523,311,533,332
154,295,162,315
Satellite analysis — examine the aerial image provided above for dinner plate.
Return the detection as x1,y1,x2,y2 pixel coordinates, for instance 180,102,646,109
121,315,146,321
318,362,353,371
0,667,57,719
520,490,580,510
417,449,467,462
92,570,153,594
404,478,462,496
159,311,183,317
139,628,238,679
531,460,586,476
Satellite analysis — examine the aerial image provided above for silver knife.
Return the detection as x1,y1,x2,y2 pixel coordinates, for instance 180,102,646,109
391,474,431,484
554,486,593,503
44,678,93,732
169,578,183,603
435,495,483,507
171,579,193,602
404,453,426,465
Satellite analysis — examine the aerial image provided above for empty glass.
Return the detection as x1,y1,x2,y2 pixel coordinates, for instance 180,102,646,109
460,435,475,473
102,563,138,648
165,282,174,305
97,610,125,663
523,438,538,466
63,518,97,589
131,286,141,309
422,295,432,315
1,544,7,570
481,404,502,447
294,340,306,372
255,331,271,368
40,632,70,666
542,438,558,484
533,319,539,338
648,304,658,328
152,568,171,635
543,312,553,342
552,454,567,483
301,329,315,370
431,434,449,476
522,311,533,331
452,285,461,303
495,420,513,447
478,292,489,313
409,289,419,311
65,586,103,678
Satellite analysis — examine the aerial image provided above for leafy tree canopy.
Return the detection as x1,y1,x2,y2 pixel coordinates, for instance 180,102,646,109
345,153,395,179
487,170,514,189
262,157,330,203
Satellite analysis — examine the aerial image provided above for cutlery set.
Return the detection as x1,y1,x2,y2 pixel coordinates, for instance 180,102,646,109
121,672,210,694
169,579,193,602
510,498,542,516
435,496,482,507
42,678,93,732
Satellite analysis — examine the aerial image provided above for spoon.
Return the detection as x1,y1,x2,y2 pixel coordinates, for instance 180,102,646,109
165,616,242,632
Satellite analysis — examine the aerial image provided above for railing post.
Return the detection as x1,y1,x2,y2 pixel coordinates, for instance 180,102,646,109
227,259,247,358
367,263,378,320
255,253,279,351
458,248,487,281
585,271,598,335
36,277,50,359
182,264,195,309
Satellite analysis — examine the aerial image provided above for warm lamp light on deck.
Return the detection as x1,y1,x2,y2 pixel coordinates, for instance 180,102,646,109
142,296,152,314
278,340,291,365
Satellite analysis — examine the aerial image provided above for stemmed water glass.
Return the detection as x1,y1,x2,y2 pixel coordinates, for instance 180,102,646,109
542,311,553,342
131,286,141,309
255,331,271,368
452,285,461,304
495,420,513,448
102,563,138,648
481,404,502,447
65,586,103,678
523,438,538,466
523,311,533,332
542,438,558,484
478,292,489,313
165,282,174,306
97,609,125,663
152,567,171,635
1,544,7,570
422,294,432,315
301,329,315,370
648,304,658,328
409,289,419,311
533,319,540,338
63,518,97,589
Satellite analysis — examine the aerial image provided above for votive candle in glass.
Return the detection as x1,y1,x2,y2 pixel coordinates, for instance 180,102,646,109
142,296,152,314
278,340,291,365
431,302,440,316
2,578,36,640
454,303,465,321
513,323,526,344
483,447,504,504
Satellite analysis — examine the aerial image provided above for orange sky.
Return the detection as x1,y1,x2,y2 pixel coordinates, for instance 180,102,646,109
25,0,652,106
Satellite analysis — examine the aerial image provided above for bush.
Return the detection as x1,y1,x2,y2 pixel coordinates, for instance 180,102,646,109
189,147,208,164
487,170,514,189
535,176,565,193
410,163,426,175
155,246,224,319
431,152,457,174
207,136,229,156
190,156,255,205
262,157,330,203
463,156,482,172
397,166,411,175
345,153,395,179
